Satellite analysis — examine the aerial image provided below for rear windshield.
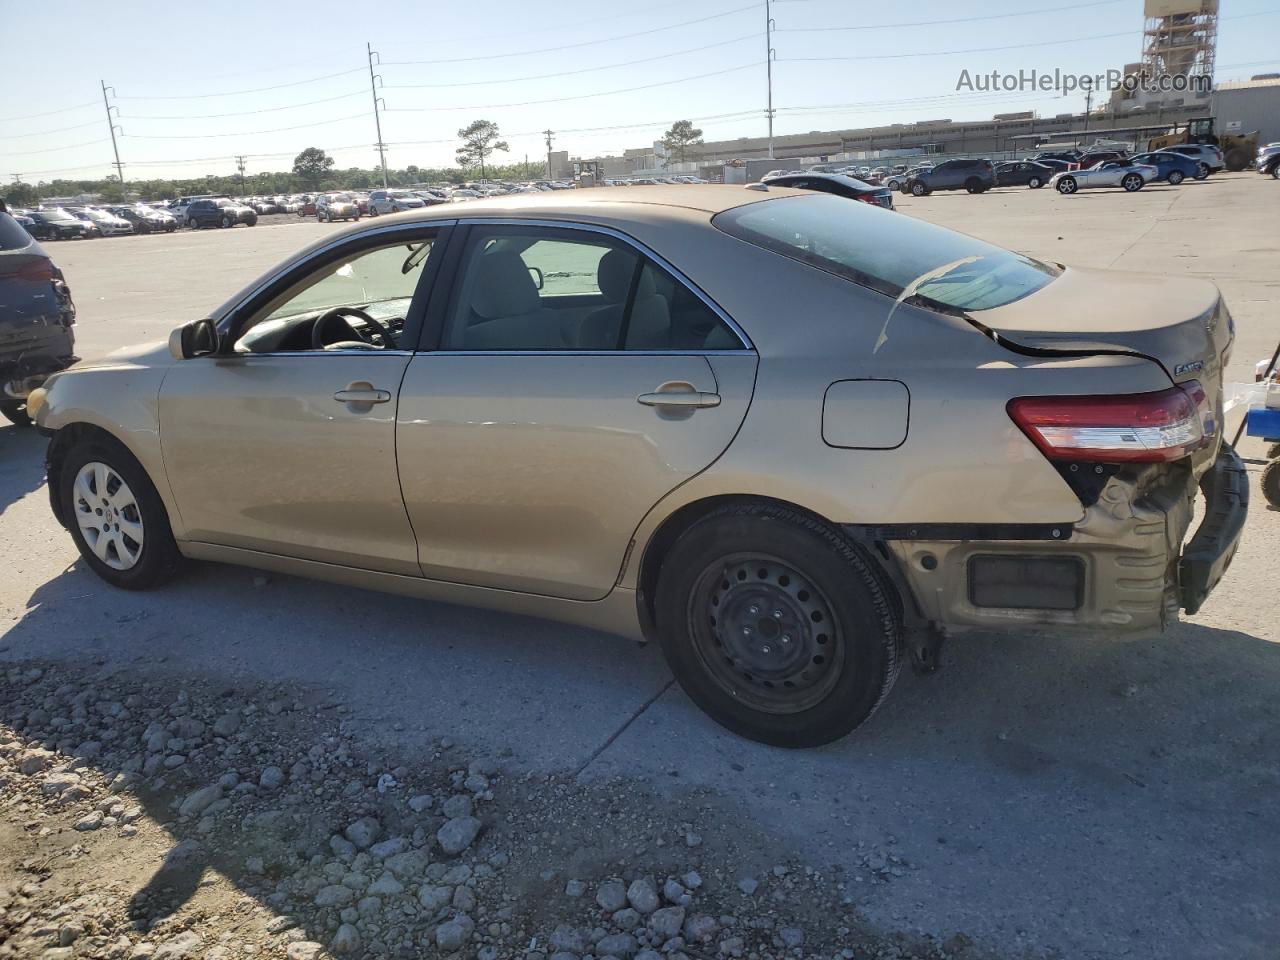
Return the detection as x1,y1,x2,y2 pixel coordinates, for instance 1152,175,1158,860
0,213,33,251
712,194,1059,312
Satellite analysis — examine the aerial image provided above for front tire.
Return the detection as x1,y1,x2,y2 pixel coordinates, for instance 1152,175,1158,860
654,504,902,747
59,434,182,590
909,181,928,197
1056,176,1078,194
1261,459,1280,509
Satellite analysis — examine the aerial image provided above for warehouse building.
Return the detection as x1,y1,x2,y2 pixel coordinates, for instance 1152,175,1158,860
1212,77,1280,148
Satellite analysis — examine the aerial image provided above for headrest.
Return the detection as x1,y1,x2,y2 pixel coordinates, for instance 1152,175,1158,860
596,248,652,302
469,251,541,319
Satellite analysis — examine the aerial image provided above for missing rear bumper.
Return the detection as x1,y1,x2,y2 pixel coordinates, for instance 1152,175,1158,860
1178,445,1248,615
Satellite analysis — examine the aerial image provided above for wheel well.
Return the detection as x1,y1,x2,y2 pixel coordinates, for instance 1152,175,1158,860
634,494,906,641
45,422,130,528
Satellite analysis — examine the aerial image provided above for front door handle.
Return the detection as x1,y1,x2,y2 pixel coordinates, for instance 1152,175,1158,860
333,382,391,405
637,389,721,409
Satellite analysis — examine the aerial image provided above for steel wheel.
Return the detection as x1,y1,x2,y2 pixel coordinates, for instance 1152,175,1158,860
689,553,843,715
72,461,144,571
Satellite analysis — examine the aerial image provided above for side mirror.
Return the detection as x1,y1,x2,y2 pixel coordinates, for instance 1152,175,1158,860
527,266,544,290
169,318,219,360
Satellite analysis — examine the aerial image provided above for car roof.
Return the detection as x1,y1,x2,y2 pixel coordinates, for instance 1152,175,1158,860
390,184,778,220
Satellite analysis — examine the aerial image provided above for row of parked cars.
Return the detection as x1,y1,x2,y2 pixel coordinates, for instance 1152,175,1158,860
761,142,1237,200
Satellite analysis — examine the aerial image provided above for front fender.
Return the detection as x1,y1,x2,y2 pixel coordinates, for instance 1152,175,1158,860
38,346,184,539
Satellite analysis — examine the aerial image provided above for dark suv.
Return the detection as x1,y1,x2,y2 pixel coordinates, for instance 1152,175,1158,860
0,202,77,426
187,199,258,229
904,158,995,196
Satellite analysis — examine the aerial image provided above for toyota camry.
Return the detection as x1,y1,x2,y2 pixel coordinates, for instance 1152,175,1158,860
29,185,1246,746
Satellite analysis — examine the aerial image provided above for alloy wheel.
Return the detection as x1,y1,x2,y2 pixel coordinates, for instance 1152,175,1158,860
72,462,144,571
689,554,843,715
1123,174,1142,191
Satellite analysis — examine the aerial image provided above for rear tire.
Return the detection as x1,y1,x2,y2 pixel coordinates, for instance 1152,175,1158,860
1194,163,1210,180
1028,176,1043,188
965,178,982,194
58,434,182,590
1261,459,1280,509
653,504,902,747
1,399,32,427
1122,173,1144,192
1167,170,1185,185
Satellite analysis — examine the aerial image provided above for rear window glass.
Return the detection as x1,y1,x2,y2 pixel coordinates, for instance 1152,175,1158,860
712,194,1059,312
0,213,33,251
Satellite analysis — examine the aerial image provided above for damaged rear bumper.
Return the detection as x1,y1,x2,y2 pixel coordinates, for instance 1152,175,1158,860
855,446,1246,634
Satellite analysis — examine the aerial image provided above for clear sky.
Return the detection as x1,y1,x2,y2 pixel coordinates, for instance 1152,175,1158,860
2,0,1276,182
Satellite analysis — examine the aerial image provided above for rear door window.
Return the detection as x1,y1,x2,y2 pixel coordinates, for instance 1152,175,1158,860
0,214,33,250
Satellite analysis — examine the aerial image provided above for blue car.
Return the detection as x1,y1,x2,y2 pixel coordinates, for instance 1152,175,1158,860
1129,151,1200,185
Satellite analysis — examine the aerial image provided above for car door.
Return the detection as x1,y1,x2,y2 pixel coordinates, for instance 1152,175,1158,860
396,221,757,601
159,222,449,574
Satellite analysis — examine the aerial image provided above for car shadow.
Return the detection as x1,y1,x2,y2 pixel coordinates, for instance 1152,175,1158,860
0,424,49,517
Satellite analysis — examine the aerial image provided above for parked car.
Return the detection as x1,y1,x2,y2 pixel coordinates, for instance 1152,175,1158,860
1127,150,1200,185
903,158,995,196
1029,158,1072,174
250,199,280,215
186,199,258,229
1162,143,1224,177
1075,150,1127,170
1050,159,1159,194
993,160,1055,189
25,209,96,241
109,206,177,234
1257,142,1280,177
0,202,76,426
1032,150,1082,165
168,195,219,223
29,185,1244,746
71,208,133,236
317,193,361,222
762,172,893,209
368,190,427,215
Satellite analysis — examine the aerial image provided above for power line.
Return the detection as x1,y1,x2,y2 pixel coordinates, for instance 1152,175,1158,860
781,29,1134,62
387,63,758,113
0,100,99,123
382,2,759,65
0,119,103,141
775,0,1123,32
115,66,367,101
387,34,758,88
122,112,369,140
122,90,369,121
2,136,112,157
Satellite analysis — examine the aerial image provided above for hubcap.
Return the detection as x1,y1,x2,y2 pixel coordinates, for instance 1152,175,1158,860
690,554,842,714
73,462,144,571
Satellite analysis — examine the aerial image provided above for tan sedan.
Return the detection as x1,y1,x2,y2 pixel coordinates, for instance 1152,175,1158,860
30,186,1247,746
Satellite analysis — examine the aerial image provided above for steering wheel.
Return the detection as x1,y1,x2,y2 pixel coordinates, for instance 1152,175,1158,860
310,306,393,351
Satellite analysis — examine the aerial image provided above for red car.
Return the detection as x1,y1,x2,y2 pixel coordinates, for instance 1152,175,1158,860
296,196,318,217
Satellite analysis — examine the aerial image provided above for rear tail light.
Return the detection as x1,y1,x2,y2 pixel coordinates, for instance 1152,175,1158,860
1008,382,1209,462
12,258,54,283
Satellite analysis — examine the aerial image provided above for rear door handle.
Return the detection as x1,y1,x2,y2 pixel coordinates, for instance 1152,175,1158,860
637,383,721,409
333,382,391,405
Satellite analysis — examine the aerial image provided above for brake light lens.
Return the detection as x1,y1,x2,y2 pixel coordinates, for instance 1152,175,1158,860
1008,382,1209,462
12,258,54,284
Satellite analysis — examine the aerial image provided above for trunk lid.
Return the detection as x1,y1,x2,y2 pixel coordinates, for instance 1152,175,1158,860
975,265,1232,473
973,266,1229,386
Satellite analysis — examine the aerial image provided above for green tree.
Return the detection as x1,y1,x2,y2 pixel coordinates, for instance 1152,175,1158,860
3,181,38,207
455,120,509,179
661,120,704,165
292,147,334,188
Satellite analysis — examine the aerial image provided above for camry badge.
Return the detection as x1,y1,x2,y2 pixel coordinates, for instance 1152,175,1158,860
1174,360,1204,376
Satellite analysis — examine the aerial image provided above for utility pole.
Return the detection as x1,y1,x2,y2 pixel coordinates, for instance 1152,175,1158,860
544,129,555,179
235,155,247,196
1082,88,1094,137
764,0,775,159
367,43,389,188
100,81,125,192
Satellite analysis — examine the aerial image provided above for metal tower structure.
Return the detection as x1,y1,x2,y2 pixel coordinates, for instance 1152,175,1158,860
1140,0,1218,91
